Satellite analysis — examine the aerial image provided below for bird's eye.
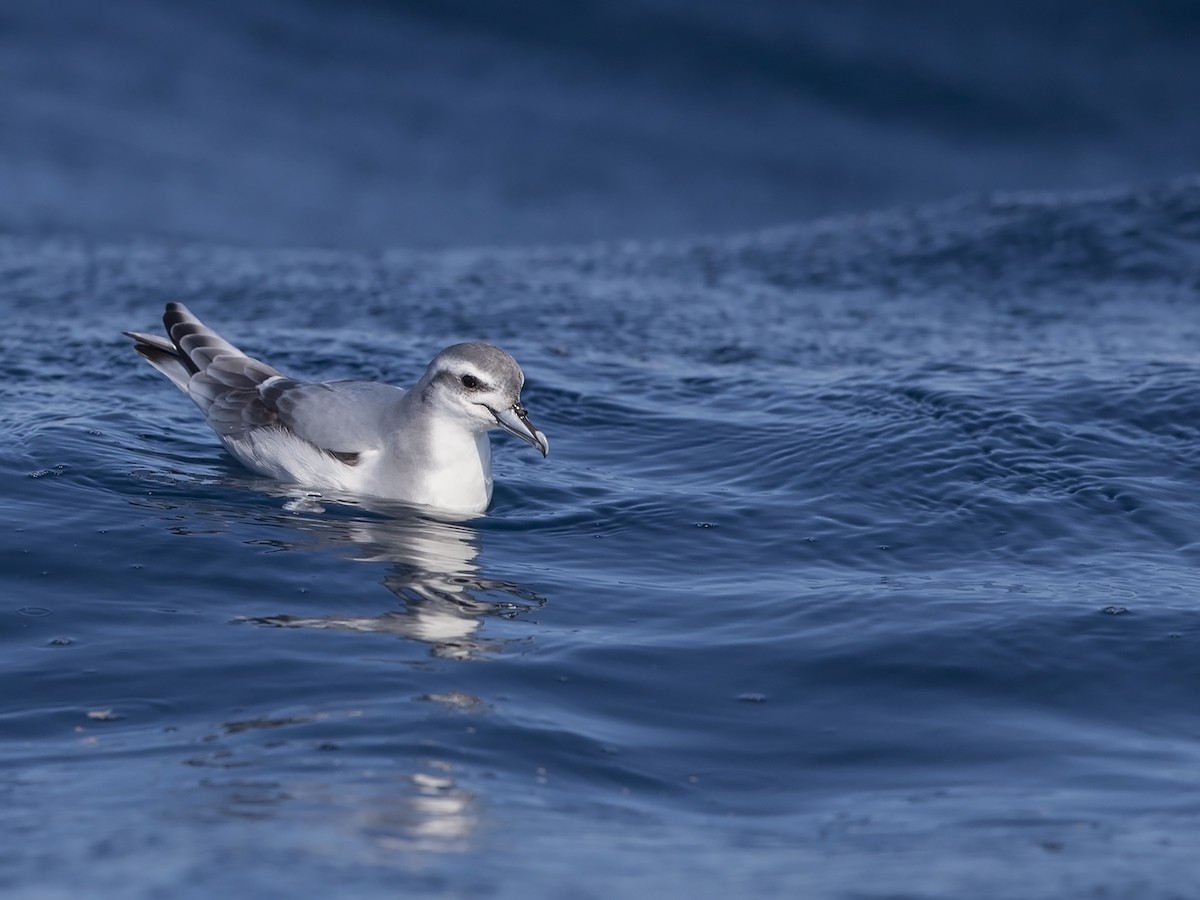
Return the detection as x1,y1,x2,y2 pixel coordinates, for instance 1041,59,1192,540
460,374,480,390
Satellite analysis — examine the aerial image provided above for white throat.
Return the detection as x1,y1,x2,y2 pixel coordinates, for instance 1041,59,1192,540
403,414,493,512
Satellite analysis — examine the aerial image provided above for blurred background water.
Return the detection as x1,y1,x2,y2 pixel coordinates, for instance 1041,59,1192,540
4,0,1199,248
3,1,1200,898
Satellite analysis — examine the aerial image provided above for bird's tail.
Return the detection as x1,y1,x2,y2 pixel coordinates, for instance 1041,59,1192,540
124,302,255,393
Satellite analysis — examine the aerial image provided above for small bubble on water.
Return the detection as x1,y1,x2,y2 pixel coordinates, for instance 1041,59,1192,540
47,636,74,646
694,522,716,529
28,465,68,479
1102,606,1129,615
283,494,326,513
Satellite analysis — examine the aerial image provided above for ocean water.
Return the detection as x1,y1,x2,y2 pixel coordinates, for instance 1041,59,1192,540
4,177,1200,897
4,0,1200,248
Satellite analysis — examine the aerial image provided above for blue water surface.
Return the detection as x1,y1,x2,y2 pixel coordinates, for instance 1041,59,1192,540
4,0,1199,249
3,179,1200,897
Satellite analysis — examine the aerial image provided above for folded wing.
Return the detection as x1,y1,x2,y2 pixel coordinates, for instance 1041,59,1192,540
126,302,404,463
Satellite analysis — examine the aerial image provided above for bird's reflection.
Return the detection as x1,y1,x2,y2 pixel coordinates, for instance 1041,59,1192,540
197,711,479,856
240,492,544,659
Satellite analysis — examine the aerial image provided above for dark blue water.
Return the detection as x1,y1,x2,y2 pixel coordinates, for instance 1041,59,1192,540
6,1,1200,897
3,0,1199,248
4,178,1200,897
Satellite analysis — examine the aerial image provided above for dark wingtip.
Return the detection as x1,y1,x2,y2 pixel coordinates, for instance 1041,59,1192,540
162,301,188,332
129,338,178,369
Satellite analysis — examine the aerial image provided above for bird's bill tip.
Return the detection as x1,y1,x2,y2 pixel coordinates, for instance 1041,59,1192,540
494,405,549,457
